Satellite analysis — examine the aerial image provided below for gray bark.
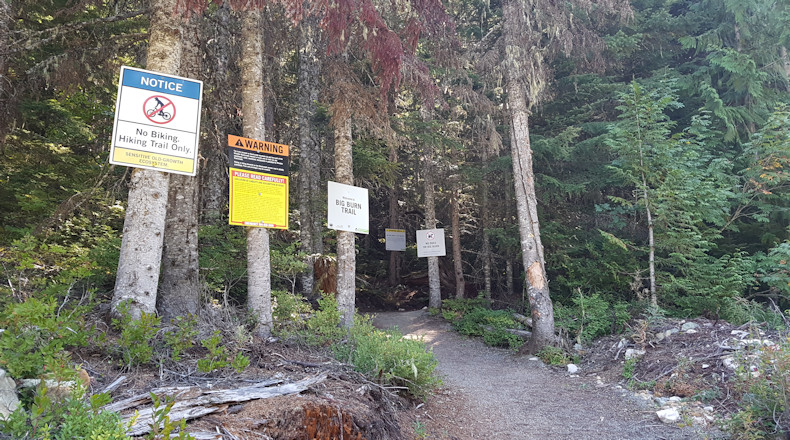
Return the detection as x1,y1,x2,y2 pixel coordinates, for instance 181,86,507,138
200,4,234,225
387,142,401,287
480,147,492,300
504,0,555,353
334,113,356,328
423,155,441,309
450,182,465,299
298,14,323,296
112,0,182,320
158,15,202,321
241,9,272,338
0,0,11,143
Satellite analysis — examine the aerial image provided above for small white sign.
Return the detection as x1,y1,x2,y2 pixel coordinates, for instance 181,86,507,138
327,181,369,234
417,228,446,257
385,229,406,251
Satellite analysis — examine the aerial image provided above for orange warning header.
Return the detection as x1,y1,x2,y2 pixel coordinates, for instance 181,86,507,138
228,134,289,156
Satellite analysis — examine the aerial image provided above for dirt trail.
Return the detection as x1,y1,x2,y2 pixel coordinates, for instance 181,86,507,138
374,310,706,440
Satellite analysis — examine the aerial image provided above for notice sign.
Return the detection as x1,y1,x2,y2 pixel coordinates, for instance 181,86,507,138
327,181,369,234
385,229,406,251
417,228,446,257
228,135,290,229
110,66,203,175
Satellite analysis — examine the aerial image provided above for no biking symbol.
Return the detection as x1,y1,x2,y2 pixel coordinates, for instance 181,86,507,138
144,95,175,124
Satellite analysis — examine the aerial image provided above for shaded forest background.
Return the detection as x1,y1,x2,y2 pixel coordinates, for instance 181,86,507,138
1,0,790,336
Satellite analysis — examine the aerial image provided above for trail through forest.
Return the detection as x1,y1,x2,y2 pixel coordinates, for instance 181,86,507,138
374,310,707,440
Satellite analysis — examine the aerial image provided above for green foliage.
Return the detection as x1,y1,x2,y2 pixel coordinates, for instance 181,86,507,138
554,292,630,343
302,294,345,346
727,335,790,439
197,331,229,373
270,243,309,293
439,300,525,350
163,315,198,362
271,289,312,336
332,316,439,399
622,357,637,380
198,225,247,304
146,392,195,440
536,346,571,366
0,384,130,440
111,301,160,368
0,297,89,379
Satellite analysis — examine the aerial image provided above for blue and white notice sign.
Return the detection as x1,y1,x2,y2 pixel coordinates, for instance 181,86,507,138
110,66,203,175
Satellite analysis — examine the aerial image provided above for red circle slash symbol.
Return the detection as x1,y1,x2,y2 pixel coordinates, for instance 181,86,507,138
144,95,176,124
426,231,435,240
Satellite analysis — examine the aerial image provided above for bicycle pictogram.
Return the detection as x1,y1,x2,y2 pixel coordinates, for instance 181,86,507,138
143,95,175,124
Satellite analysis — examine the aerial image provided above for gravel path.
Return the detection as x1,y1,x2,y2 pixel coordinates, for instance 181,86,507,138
373,310,708,440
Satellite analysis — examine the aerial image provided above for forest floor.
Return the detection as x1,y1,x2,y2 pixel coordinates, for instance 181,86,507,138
80,307,756,439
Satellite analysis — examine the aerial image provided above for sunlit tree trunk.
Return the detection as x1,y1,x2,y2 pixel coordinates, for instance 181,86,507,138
334,111,356,328
112,0,181,320
423,158,441,309
480,146,492,300
158,15,202,321
241,9,272,338
504,0,555,352
298,14,323,296
450,181,465,298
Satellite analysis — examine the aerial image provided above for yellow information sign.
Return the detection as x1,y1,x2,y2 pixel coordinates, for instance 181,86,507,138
228,168,289,229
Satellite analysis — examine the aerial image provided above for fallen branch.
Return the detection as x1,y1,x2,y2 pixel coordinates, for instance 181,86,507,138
512,313,533,328
124,375,326,436
480,324,532,339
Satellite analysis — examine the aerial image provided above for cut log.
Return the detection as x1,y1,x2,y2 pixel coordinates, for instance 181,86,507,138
480,324,532,339
124,375,326,436
512,313,533,328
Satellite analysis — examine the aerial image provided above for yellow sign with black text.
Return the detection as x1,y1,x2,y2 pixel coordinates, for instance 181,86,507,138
228,168,289,229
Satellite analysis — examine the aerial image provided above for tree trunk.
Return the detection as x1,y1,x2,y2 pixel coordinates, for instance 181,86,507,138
200,4,233,225
506,258,514,297
641,174,657,307
112,0,182,320
158,14,202,321
0,0,11,144
387,142,402,286
334,112,356,328
241,9,272,338
480,148,492,300
423,156,441,309
298,14,323,296
503,0,555,353
450,182,465,299
782,46,790,83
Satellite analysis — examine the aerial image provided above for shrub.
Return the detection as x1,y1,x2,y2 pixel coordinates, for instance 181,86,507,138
0,297,89,379
163,314,198,362
554,292,630,343
302,293,345,346
333,316,439,399
451,307,524,350
727,335,790,438
1,384,130,440
536,346,571,365
271,289,312,336
112,301,160,368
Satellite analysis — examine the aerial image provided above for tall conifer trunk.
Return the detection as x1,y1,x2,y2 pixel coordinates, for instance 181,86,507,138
450,182,464,298
298,14,323,296
112,0,181,320
241,9,272,338
388,141,401,286
158,15,202,321
334,112,356,328
0,0,11,144
503,0,555,352
480,146,492,301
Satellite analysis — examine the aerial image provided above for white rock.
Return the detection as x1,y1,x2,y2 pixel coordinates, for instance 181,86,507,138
703,406,714,412
685,329,698,334
0,369,19,421
681,322,700,331
665,328,679,338
655,332,665,342
625,348,646,360
573,343,584,352
731,330,749,338
617,338,627,349
668,396,682,402
529,357,540,361
656,408,681,424
702,364,710,369
567,364,579,374
723,357,738,370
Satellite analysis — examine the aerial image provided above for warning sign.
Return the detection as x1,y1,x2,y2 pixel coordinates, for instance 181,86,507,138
417,228,446,257
110,66,202,176
227,134,289,176
228,168,289,229
227,135,290,229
